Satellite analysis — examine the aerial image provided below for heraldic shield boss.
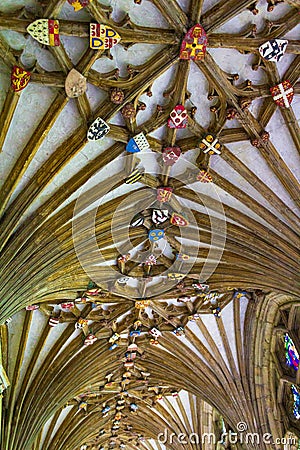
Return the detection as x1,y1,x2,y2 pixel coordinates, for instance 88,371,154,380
259,39,288,63
157,187,173,203
170,213,189,227
125,169,143,184
65,69,87,98
197,170,213,183
27,19,60,46
11,66,31,92
126,133,150,153
180,24,207,61
162,147,181,166
199,134,221,155
167,105,188,129
148,229,165,242
270,81,294,108
67,0,93,11
152,209,169,225
90,24,121,50
87,117,110,141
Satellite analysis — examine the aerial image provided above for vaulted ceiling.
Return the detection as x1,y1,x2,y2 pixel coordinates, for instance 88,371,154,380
0,0,299,449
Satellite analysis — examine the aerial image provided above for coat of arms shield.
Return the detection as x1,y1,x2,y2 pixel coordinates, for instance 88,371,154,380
11,66,31,92
270,81,294,108
68,0,92,11
90,24,121,50
180,24,207,61
199,134,221,155
167,105,188,129
87,117,110,140
27,19,60,46
259,39,288,62
65,69,87,98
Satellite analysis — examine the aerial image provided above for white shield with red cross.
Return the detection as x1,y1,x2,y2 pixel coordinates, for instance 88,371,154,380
170,212,189,227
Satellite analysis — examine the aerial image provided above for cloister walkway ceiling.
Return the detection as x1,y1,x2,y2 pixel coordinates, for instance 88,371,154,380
0,0,299,449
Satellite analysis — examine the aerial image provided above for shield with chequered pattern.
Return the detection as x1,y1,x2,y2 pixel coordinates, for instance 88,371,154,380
126,133,150,153
87,117,110,140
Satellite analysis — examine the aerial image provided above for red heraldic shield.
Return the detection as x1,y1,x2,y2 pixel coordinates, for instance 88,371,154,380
180,24,207,61
167,105,188,129
170,212,189,227
270,80,294,108
26,304,39,311
61,302,75,310
11,66,31,92
157,187,173,203
162,147,181,166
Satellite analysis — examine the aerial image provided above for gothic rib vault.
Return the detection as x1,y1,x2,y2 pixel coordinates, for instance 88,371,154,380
0,0,299,449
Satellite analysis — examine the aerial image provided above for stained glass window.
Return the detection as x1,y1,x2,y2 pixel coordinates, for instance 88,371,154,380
285,333,299,370
291,385,300,419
